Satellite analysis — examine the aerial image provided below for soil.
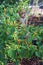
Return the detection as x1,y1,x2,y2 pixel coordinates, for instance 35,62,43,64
19,57,42,65
7,62,15,65
39,62,43,65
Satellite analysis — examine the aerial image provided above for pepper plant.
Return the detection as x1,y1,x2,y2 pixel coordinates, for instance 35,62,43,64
0,1,43,65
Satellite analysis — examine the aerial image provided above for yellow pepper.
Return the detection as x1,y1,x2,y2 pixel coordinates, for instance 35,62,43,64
34,32,37,35
4,8,6,14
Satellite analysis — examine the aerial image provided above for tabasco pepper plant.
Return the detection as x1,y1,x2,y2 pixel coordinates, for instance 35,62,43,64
0,1,43,65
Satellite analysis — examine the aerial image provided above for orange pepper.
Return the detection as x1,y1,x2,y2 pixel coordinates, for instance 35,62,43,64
17,39,21,44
